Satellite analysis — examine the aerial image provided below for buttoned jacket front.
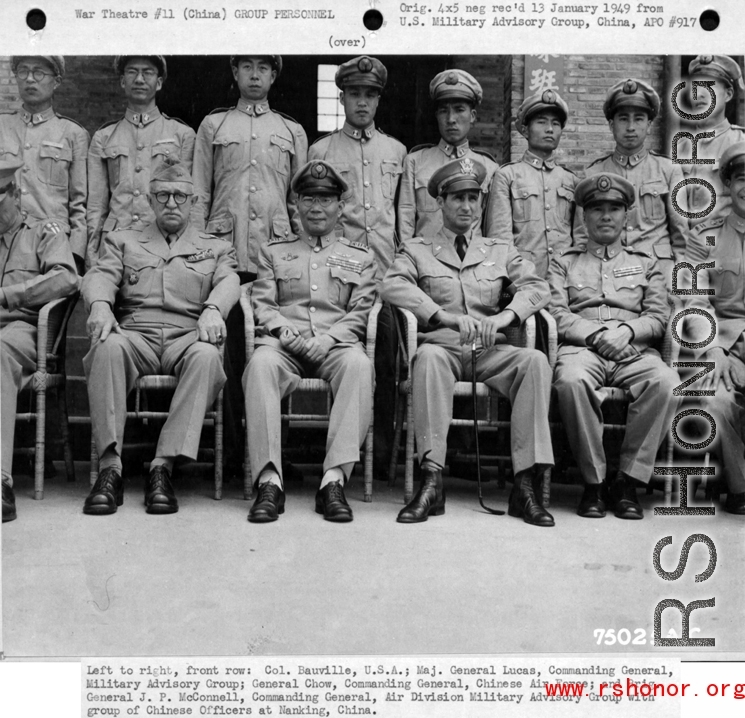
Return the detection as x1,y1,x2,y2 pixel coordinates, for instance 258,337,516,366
0,107,89,258
192,99,308,276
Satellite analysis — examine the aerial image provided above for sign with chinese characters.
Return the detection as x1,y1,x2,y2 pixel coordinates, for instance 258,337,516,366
524,54,565,97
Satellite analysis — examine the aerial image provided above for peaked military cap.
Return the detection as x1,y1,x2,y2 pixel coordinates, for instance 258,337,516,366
575,174,635,208
689,54,744,91
114,55,168,79
150,156,192,186
516,88,569,129
11,55,65,77
291,160,348,196
429,69,483,106
0,159,24,189
719,141,745,184
603,78,661,120
336,56,387,90
230,55,283,76
427,157,486,198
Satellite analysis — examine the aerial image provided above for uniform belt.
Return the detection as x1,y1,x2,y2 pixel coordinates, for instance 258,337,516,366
119,308,198,329
577,305,640,322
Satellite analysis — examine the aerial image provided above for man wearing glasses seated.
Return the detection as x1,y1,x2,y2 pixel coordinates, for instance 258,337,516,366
244,160,376,523
82,157,239,515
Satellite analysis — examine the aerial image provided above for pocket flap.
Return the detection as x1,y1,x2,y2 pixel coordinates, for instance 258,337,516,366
330,265,360,284
556,184,575,200
270,133,294,153
151,142,177,157
511,184,540,199
105,145,129,159
653,244,673,259
40,143,72,161
207,216,234,235
277,267,302,282
716,258,741,275
639,181,667,197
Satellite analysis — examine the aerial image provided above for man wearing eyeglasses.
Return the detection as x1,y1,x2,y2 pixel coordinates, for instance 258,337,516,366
244,160,376,523
81,157,239,516
86,56,195,269
0,56,89,271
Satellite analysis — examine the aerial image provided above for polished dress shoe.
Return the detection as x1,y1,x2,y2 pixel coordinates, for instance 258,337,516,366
144,465,178,514
396,468,445,523
508,470,555,527
724,491,745,515
84,466,123,515
316,481,353,522
248,482,285,523
609,472,643,520
577,482,607,518
2,482,17,523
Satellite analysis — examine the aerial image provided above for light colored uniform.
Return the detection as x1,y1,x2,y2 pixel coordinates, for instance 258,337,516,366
0,108,89,260
244,231,376,482
397,139,497,242
381,228,553,472
82,222,240,462
484,149,578,278
192,99,308,276
1,218,79,482
685,213,745,493
549,239,678,484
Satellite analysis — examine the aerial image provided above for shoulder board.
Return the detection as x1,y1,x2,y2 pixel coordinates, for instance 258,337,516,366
586,153,613,168
409,143,435,154
472,147,496,163
0,110,17,115
275,110,302,126
649,150,669,158
500,159,520,168
208,106,234,116
406,236,431,245
310,130,339,147
556,163,578,175
197,231,222,241
694,216,725,233
161,113,192,128
338,237,369,252
376,129,406,146
55,113,87,131
624,246,653,258
94,117,121,133
113,225,144,233
268,234,298,245
562,246,587,255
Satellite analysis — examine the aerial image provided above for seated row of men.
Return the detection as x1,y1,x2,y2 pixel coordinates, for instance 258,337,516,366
3,146,745,526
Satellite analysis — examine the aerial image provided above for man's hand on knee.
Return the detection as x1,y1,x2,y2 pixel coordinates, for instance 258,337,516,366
480,311,515,348
87,301,118,345
197,306,226,345
279,326,308,357
303,335,336,364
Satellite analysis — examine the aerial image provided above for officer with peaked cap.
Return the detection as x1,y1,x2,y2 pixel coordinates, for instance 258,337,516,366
244,160,376,523
309,55,406,484
87,55,195,268
678,55,745,228
383,158,555,526
82,157,240,516
576,78,688,285
0,159,79,522
484,89,579,278
398,69,497,242
683,141,745,514
549,173,679,520
0,56,89,270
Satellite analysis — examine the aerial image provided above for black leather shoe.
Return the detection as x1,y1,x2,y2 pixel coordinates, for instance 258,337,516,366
315,481,353,522
396,468,445,523
724,491,745,515
248,482,285,523
2,482,17,523
577,482,607,518
83,467,123,515
610,472,643,520
144,465,178,514
508,470,555,527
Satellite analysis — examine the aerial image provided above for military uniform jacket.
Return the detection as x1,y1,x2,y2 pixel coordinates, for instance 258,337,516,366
0,217,79,327
308,122,406,278
86,107,196,265
575,149,688,262
0,107,89,259
83,222,240,329
192,99,308,276
381,227,549,347
548,239,669,354
397,139,498,242
685,212,745,353
678,119,745,228
251,232,376,347
484,150,578,278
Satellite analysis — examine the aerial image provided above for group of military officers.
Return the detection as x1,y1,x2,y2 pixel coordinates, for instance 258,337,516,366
2,52,745,526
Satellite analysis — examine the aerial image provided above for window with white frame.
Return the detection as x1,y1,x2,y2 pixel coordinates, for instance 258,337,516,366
317,64,344,133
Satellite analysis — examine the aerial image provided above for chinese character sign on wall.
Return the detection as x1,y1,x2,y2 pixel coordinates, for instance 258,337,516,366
524,55,565,96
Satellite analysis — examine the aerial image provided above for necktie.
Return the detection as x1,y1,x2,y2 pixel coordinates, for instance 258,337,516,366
455,234,467,261
167,233,178,246
316,236,323,249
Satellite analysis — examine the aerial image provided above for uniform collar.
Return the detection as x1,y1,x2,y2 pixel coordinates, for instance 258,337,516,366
303,232,335,249
438,137,470,158
442,226,473,245
342,121,376,140
125,106,161,127
726,211,745,236
523,149,556,169
237,98,270,116
586,238,623,258
20,105,55,125
613,148,648,167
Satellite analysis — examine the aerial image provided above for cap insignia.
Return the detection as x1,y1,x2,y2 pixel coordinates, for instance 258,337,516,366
358,57,372,73
311,163,327,179
542,89,555,104
460,157,476,176
445,72,459,85
700,55,713,65
597,175,612,192
623,80,638,94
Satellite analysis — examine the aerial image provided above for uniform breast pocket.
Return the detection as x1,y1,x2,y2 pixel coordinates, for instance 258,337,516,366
0,139,21,162
612,272,648,296
181,259,216,304
714,258,741,297
473,264,505,307
414,182,440,214
381,160,403,200
212,137,243,172
276,265,303,306
329,266,360,308
555,184,575,224
38,142,72,187
420,271,455,305
510,183,541,223
206,216,234,244
565,277,600,302
2,250,38,286
269,133,295,175
104,145,129,187
122,256,161,301
151,141,179,169
639,181,667,221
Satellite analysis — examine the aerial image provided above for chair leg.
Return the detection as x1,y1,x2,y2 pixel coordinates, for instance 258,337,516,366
59,382,76,483
404,390,415,503
34,386,46,500
243,421,252,500
388,391,404,487
214,390,224,500
90,437,99,486
364,420,373,503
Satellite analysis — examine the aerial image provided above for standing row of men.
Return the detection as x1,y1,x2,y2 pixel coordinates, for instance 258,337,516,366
2,53,745,524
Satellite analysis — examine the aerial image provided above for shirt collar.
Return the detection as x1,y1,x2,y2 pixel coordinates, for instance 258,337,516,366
443,226,473,244
20,106,55,125
125,106,161,127
586,238,623,259
438,137,470,158
342,121,376,141
613,147,648,167
523,149,556,169
726,212,745,236
237,98,271,116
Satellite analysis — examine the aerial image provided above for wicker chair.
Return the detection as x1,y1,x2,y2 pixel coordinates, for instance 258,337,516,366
240,285,381,502
14,293,78,500
388,305,556,504
89,344,225,499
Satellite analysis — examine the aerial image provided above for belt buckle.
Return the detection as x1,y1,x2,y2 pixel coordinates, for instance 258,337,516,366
597,304,612,322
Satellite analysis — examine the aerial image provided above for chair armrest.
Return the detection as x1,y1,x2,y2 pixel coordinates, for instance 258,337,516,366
35,294,79,372
239,285,255,361
364,297,383,362
537,308,558,369
392,306,419,379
